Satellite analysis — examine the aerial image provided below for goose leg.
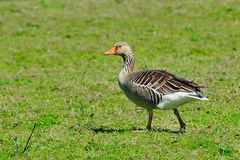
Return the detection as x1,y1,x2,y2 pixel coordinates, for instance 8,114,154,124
146,112,153,130
173,109,186,134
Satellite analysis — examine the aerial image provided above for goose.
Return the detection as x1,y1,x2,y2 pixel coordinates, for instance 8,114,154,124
104,42,208,133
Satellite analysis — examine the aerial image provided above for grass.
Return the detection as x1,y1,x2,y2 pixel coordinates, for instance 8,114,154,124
0,0,240,159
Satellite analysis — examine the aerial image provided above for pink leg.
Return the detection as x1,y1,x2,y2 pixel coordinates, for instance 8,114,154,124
173,109,186,134
146,112,153,130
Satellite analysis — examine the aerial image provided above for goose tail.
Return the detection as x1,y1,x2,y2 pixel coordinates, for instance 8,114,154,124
186,92,208,101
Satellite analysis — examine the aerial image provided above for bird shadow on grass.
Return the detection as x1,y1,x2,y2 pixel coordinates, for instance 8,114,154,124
92,127,127,134
91,127,181,134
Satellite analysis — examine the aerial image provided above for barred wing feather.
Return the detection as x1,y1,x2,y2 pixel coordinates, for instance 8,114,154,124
126,70,205,107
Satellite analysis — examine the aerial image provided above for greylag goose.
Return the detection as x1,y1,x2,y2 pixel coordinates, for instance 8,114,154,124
104,42,208,133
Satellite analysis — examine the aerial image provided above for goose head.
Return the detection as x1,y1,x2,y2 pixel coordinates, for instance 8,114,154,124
104,42,133,56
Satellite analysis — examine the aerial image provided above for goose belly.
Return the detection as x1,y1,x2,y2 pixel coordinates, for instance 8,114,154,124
118,82,153,109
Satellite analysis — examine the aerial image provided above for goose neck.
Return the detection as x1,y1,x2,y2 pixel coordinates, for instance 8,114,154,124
121,53,134,74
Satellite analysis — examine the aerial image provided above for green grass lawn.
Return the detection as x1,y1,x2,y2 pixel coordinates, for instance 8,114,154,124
0,0,240,159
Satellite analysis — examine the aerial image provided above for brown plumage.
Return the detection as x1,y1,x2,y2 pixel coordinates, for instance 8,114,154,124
104,42,208,133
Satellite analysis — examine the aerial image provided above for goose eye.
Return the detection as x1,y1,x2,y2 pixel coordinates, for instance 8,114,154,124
118,46,121,48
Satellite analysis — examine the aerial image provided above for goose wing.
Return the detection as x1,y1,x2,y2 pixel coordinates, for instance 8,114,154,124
126,70,204,106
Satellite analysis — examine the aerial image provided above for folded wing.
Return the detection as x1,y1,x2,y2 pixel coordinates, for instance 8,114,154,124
126,70,205,106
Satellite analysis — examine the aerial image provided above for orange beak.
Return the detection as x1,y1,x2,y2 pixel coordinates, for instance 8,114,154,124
104,47,116,55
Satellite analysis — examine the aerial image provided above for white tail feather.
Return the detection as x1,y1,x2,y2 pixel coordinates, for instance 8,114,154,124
186,94,208,101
